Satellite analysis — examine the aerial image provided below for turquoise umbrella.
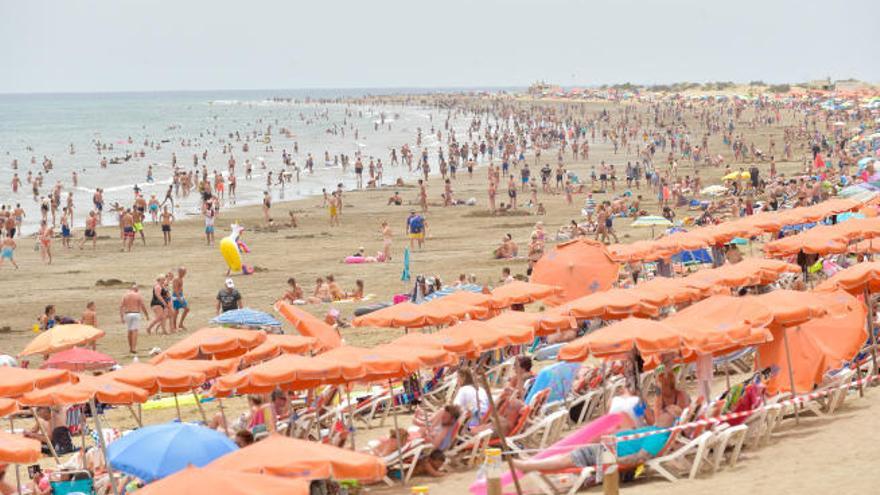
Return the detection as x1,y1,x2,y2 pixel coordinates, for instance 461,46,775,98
401,247,411,282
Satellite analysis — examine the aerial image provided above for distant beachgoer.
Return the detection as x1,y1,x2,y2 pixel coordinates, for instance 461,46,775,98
216,278,243,314
0,234,18,269
119,284,149,354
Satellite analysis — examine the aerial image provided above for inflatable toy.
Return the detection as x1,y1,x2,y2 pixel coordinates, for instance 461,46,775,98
220,223,253,275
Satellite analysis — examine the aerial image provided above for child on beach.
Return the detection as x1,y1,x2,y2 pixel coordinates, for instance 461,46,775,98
0,234,18,269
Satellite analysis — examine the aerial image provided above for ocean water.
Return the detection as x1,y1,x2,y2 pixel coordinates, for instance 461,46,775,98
0,88,492,234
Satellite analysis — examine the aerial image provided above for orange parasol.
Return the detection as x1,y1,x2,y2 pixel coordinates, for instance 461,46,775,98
351,301,430,328
439,290,495,308
104,362,207,395
487,310,576,337
418,297,491,323
153,327,266,361
607,240,667,263
208,434,385,482
0,398,19,417
372,343,455,369
19,324,105,357
392,331,478,356
155,358,240,379
764,225,849,257
212,354,365,396
19,374,149,406
135,467,309,495
757,291,866,394
274,301,342,351
319,346,421,382
488,281,563,308
438,320,533,353
558,318,683,362
0,430,42,464
664,295,774,354
752,290,829,327
558,289,659,320
629,277,708,306
240,334,318,366
0,367,73,398
849,239,880,254
815,261,880,294
530,239,619,305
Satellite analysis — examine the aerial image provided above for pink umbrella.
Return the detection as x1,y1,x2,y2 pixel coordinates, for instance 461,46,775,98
41,347,117,372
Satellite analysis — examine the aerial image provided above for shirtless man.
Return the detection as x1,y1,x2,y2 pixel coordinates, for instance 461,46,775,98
172,267,190,330
418,179,428,212
79,210,98,250
119,284,150,354
120,209,135,252
160,206,174,245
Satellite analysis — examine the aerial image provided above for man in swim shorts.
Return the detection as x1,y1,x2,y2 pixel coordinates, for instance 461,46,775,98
119,284,149,354
120,209,135,252
172,267,190,330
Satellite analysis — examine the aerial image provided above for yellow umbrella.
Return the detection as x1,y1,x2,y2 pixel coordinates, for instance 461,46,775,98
722,171,750,181
19,324,105,357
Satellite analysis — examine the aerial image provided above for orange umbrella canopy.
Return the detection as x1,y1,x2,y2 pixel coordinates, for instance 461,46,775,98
275,301,342,351
629,277,708,306
155,327,266,361
418,298,491,322
558,318,683,362
558,289,659,320
849,239,880,254
0,430,42,464
240,334,318,366
757,291,866,394
751,290,829,327
135,467,309,495
319,346,422,382
764,225,849,257
488,281,562,308
0,398,19,417
530,239,619,305
104,362,207,395
438,320,533,353
664,295,774,354
19,324,105,357
19,375,149,406
0,367,73,398
372,344,455,369
213,354,365,396
208,434,386,482
487,310,576,336
440,290,495,308
815,261,880,294
351,302,430,328
158,358,240,379
392,331,478,356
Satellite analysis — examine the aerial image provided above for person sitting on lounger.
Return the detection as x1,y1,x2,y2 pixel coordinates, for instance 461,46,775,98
362,428,409,457
416,405,462,451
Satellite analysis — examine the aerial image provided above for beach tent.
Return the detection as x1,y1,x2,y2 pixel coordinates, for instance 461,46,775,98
558,318,683,362
19,324,105,357
530,239,619,305
274,301,342,351
151,327,266,362
208,434,386,482
134,467,309,495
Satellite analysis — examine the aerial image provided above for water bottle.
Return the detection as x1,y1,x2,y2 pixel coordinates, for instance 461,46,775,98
483,448,503,495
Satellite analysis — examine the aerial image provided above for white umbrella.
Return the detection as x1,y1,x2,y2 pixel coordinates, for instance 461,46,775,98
631,215,674,237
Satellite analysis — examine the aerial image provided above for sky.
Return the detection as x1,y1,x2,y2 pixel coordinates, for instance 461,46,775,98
1,0,877,94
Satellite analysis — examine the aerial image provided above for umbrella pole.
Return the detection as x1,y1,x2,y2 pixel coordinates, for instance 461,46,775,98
80,413,87,469
475,368,524,495
345,386,356,450
9,418,21,495
172,393,182,421
126,405,142,427
387,379,406,486
863,287,878,381
89,398,120,495
217,398,230,436
191,388,208,423
33,412,61,465
781,327,799,425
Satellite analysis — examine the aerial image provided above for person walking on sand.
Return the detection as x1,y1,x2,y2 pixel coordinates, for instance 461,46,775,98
381,220,393,261
172,267,190,330
79,210,98,250
145,274,170,335
262,191,272,223
418,179,428,212
0,233,18,269
329,191,340,226
160,206,174,246
120,208,135,252
203,203,216,246
119,284,150,354
38,220,53,264
406,210,426,250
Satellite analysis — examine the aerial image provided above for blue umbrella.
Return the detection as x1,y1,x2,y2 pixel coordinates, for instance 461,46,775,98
401,247,411,282
108,422,237,482
211,307,281,327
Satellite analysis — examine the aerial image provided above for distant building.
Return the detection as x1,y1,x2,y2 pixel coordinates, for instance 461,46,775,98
806,78,834,91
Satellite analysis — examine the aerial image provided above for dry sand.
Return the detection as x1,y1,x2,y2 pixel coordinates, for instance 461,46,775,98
6,98,876,493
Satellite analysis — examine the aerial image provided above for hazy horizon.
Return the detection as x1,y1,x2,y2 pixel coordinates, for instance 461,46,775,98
2,0,877,94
